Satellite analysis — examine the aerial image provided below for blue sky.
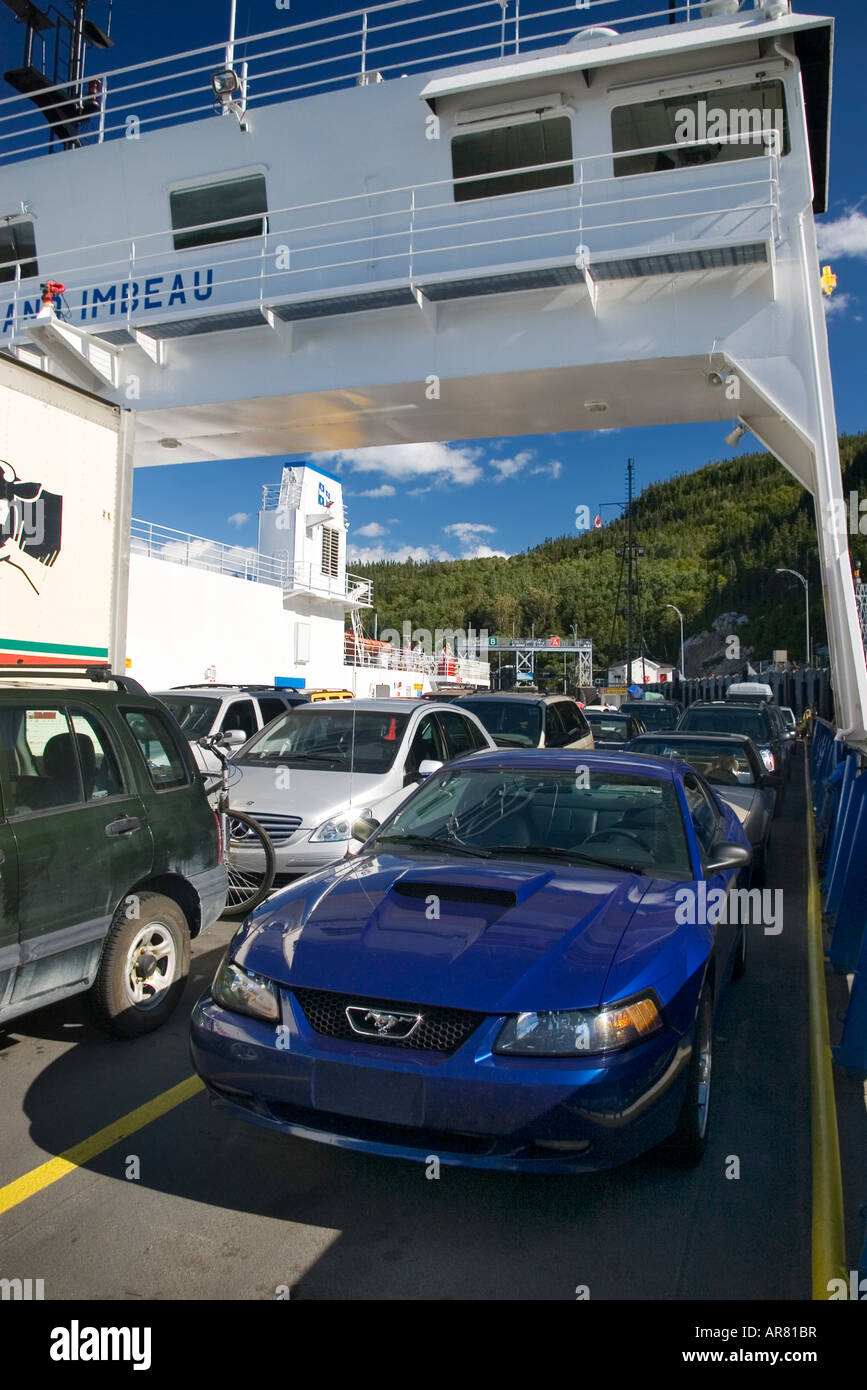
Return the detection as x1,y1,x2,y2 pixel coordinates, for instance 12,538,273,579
4,0,866,563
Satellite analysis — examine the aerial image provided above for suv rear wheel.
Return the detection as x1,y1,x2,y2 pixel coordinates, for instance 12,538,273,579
87,892,191,1038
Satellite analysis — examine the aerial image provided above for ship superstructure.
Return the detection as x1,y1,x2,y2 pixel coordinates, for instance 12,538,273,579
1,1,865,739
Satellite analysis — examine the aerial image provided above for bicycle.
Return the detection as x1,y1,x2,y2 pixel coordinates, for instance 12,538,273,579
198,735,276,918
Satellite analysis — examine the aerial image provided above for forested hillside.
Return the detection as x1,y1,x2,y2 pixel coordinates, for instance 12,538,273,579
351,434,867,672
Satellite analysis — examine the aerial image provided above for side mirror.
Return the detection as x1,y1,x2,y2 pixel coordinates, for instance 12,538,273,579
418,759,444,779
351,816,380,843
705,841,752,876
221,729,247,746
760,771,782,789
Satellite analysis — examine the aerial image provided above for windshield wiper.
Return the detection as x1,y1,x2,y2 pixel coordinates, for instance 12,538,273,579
377,833,492,858
483,844,648,874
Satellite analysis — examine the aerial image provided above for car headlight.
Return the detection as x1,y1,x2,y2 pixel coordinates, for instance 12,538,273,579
211,955,280,1022
494,996,663,1056
310,815,354,843
310,807,374,843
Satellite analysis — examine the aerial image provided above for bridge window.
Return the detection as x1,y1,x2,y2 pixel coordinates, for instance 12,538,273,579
169,173,268,251
452,116,573,202
321,527,340,577
612,80,789,177
0,218,38,284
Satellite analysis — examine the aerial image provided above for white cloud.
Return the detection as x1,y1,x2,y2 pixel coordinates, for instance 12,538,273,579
463,543,511,559
227,511,251,528
154,538,260,576
316,442,484,487
530,459,563,479
444,522,497,542
823,291,853,318
354,521,387,538
356,484,396,498
347,542,454,564
817,210,867,260
490,449,534,482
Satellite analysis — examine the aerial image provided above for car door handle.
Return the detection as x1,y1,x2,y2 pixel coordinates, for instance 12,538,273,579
105,817,143,837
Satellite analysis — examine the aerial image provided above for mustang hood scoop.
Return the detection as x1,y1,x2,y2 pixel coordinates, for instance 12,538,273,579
390,879,518,909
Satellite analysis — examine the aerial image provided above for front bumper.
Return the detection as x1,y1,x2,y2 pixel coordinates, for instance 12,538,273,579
190,989,692,1173
231,829,347,879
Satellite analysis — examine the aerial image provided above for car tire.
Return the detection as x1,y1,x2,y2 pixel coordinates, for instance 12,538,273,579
87,892,191,1038
668,981,714,1166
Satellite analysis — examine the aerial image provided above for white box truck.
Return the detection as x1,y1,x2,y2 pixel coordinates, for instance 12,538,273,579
0,355,133,673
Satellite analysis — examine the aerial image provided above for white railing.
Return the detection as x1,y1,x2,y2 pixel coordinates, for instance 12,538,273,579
287,562,373,604
0,2,778,165
344,634,491,682
261,478,303,510
130,517,289,585
0,134,781,337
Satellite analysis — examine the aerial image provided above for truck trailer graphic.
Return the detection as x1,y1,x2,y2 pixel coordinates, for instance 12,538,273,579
0,458,63,594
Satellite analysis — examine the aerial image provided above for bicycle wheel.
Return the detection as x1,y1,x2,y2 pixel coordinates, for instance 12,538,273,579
224,811,277,918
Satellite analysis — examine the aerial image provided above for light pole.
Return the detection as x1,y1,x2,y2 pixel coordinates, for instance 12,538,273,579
665,603,685,682
776,568,810,667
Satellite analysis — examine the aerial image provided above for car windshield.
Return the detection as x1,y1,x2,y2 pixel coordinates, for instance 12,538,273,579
632,738,757,786
374,767,692,879
622,703,678,730
239,709,411,773
586,713,630,742
160,696,220,739
461,701,542,748
679,707,770,740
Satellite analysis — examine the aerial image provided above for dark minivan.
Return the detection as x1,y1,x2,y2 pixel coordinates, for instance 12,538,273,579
0,670,226,1037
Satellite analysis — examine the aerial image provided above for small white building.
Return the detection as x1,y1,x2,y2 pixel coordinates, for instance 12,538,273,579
608,658,677,687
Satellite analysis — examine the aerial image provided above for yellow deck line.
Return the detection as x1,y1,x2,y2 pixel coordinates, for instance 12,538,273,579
0,1074,204,1216
804,753,848,1298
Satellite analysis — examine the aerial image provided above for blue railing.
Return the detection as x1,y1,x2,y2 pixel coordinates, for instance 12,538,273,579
809,720,867,1074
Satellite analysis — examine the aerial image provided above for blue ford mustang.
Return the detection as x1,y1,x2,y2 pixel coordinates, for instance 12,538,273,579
190,750,752,1172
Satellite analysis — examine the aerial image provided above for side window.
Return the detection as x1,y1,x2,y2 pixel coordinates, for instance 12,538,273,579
221,699,257,739
2,706,83,813
683,775,722,858
557,700,585,743
0,216,38,284
257,697,286,725
466,714,490,751
438,710,479,760
169,173,268,251
122,709,190,789
404,715,445,781
452,116,574,201
544,702,567,748
611,79,789,177
69,710,125,800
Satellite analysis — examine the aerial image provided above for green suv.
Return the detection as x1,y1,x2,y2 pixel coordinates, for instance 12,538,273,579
0,670,227,1037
